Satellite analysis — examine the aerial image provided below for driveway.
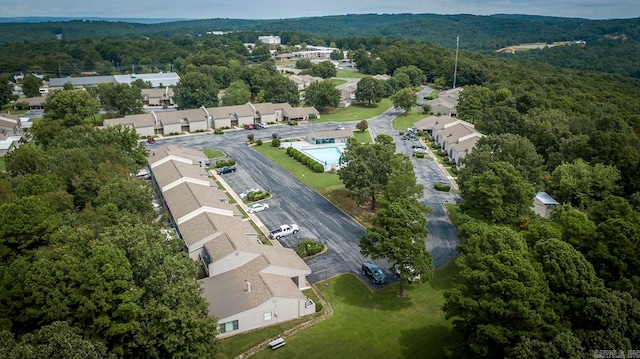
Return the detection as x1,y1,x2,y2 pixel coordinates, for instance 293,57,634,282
147,110,460,285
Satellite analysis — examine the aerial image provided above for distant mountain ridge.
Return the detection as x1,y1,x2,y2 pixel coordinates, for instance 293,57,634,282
0,16,187,24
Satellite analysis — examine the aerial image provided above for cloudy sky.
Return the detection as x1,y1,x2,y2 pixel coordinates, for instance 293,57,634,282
1,0,638,20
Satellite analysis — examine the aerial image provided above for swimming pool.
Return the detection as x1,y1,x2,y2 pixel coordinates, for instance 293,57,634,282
300,147,343,170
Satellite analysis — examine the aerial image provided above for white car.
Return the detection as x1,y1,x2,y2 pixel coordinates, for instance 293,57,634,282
247,203,270,213
239,188,260,200
336,125,345,130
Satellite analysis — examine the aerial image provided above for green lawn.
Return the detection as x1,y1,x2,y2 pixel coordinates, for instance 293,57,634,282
329,79,347,87
201,148,225,159
250,262,458,359
254,143,374,227
314,99,393,123
352,129,372,143
335,70,370,78
391,111,430,131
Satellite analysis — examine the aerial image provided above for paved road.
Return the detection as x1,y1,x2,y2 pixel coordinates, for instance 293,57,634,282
148,110,460,285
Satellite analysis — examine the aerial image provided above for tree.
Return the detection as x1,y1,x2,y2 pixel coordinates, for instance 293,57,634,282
360,199,433,297
458,133,545,188
264,76,299,106
394,65,426,87
368,58,388,75
43,89,100,126
337,138,396,209
459,161,536,225
250,46,271,62
384,155,424,204
0,77,12,107
330,49,343,61
222,80,251,106
391,88,417,115
457,85,493,124
307,60,337,79
353,48,371,73
549,159,621,210
0,321,109,359
174,72,219,109
303,81,339,113
356,120,368,133
444,222,558,358
97,83,143,117
21,74,41,98
355,77,385,105
295,59,313,69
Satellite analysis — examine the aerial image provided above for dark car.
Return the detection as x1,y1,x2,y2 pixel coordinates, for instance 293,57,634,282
216,166,237,175
362,261,387,284
146,136,156,144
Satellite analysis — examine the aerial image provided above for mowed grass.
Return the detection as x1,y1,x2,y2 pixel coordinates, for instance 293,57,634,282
253,143,374,227
313,99,393,123
352,130,372,143
391,110,430,131
250,262,458,359
201,148,225,159
335,70,370,78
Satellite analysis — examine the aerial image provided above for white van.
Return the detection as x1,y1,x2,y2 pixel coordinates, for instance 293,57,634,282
39,88,49,94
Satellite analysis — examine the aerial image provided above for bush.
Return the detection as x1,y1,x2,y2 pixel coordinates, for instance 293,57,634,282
314,163,324,173
272,138,281,147
288,120,298,126
415,152,425,158
309,114,317,120
286,146,294,155
216,158,236,168
255,139,263,146
247,133,254,142
213,128,224,135
434,182,451,192
301,156,309,165
247,191,270,201
295,152,303,161
297,239,324,258
315,300,324,313
443,155,449,162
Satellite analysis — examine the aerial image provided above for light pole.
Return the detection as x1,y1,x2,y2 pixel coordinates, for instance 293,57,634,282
324,265,328,286
453,35,460,89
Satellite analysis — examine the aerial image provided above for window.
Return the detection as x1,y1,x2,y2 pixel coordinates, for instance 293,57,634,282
219,320,239,333
264,312,272,321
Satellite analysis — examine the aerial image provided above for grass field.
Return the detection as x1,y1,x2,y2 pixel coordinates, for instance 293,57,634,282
314,99,393,123
248,262,458,359
391,110,429,131
352,130,372,143
335,70,370,79
201,148,225,159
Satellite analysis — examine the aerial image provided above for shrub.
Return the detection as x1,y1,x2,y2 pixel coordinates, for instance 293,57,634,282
301,156,309,165
309,114,317,120
247,191,270,201
315,300,324,313
288,120,298,126
415,152,425,158
247,133,254,142
213,128,224,135
216,158,236,168
272,138,281,147
443,155,449,162
434,182,451,192
286,146,294,155
297,239,324,258
314,163,324,173
295,152,303,161
255,139,263,146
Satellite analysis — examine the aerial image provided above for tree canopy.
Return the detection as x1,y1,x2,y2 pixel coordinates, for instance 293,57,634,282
303,80,340,113
173,71,219,109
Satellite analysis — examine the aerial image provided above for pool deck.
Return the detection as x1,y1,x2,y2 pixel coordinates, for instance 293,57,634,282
281,141,346,171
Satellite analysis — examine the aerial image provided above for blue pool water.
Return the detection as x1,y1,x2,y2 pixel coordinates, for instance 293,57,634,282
300,147,343,169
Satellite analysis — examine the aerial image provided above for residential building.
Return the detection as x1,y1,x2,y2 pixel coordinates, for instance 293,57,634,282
425,87,463,116
146,145,314,338
141,87,174,107
0,113,24,157
532,192,559,219
49,72,180,89
288,74,323,91
103,102,319,137
258,36,281,45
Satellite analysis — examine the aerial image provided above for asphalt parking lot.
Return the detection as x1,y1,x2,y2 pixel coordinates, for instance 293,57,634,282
148,111,460,286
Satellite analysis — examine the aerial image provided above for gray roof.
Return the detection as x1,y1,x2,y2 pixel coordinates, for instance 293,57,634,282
208,104,255,119
414,115,456,130
113,72,180,87
163,181,238,221
104,113,155,128
536,192,559,205
49,75,115,88
147,145,208,168
155,108,208,125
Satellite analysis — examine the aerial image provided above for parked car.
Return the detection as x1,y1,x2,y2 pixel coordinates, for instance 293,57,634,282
413,147,426,154
269,224,299,240
362,261,387,284
146,136,156,144
239,188,260,200
244,124,254,130
336,125,345,130
412,144,425,150
216,166,237,175
247,203,270,213
260,123,270,129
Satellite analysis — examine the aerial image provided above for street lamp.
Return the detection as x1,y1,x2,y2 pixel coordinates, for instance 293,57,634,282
324,265,328,286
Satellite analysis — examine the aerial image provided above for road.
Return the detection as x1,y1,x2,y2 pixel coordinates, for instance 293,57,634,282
148,109,460,286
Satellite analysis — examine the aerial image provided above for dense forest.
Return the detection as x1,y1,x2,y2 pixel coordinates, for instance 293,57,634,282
0,14,638,78
1,16,640,357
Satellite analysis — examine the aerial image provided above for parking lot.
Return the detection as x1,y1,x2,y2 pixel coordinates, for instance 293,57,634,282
147,112,460,287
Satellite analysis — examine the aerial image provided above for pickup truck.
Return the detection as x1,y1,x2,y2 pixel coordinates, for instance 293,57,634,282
216,166,236,175
269,224,299,240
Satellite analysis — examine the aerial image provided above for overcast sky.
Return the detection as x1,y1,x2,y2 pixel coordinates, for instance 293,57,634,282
1,0,639,20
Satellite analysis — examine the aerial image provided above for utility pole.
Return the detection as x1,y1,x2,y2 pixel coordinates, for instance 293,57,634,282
453,35,460,89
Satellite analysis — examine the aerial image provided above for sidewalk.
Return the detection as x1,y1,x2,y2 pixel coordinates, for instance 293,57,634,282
420,140,459,191
209,169,282,247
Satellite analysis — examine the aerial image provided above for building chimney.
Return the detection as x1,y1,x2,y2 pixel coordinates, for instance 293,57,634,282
245,280,251,293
